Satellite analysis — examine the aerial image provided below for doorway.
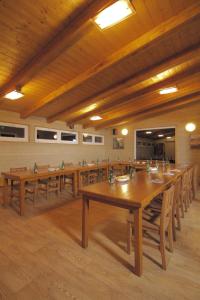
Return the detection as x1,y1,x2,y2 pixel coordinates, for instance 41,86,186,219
135,127,175,163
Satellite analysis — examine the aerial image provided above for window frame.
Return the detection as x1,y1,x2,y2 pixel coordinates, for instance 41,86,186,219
82,133,104,145
60,130,78,144
0,122,28,142
82,133,94,145
35,127,59,144
94,134,104,145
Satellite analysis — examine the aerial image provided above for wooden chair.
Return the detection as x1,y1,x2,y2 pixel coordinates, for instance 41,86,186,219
145,177,182,241
188,166,194,203
127,185,175,270
10,167,37,204
181,171,190,212
113,165,125,176
61,163,74,193
97,168,107,181
172,177,182,240
37,165,60,200
88,172,98,184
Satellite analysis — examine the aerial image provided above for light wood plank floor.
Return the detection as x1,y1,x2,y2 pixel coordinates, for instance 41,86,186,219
0,192,200,299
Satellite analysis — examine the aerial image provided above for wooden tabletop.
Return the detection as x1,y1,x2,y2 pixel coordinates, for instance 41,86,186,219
1,166,78,181
1,161,146,181
79,169,181,209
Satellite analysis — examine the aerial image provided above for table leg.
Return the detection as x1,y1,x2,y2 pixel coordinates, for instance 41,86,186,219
82,195,89,248
60,175,63,192
73,172,78,198
19,180,25,216
133,208,143,276
77,171,83,196
2,177,8,207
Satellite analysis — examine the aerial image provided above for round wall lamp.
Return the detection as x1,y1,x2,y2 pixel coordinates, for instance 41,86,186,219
121,128,128,136
185,122,196,132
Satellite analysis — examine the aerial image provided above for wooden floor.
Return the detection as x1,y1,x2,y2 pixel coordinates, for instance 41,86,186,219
0,192,200,299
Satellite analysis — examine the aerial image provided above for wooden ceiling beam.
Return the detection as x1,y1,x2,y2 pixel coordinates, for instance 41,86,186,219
92,78,200,129
67,57,200,125
22,2,200,118
95,91,200,130
104,91,200,128
0,0,115,99
82,70,200,128
48,43,200,124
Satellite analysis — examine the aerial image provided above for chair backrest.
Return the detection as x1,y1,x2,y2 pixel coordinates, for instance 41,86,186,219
161,185,175,231
182,171,189,191
10,167,27,173
173,176,181,213
37,165,49,171
188,167,194,188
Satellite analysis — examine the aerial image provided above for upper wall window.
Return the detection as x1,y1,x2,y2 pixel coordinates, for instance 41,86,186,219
35,127,58,143
60,131,78,144
82,133,104,145
94,135,104,145
0,122,28,142
82,133,94,144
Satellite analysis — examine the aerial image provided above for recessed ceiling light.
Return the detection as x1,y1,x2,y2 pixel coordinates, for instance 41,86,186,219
185,122,196,132
166,136,172,139
158,134,164,137
159,87,178,95
90,116,102,121
146,131,152,134
94,0,136,30
4,90,24,100
121,128,128,136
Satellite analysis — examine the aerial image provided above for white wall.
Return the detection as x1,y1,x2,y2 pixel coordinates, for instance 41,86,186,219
105,102,200,183
0,110,110,173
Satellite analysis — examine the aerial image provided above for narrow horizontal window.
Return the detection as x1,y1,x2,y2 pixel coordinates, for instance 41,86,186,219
60,131,78,144
0,122,28,142
94,135,104,145
82,133,94,144
35,127,58,143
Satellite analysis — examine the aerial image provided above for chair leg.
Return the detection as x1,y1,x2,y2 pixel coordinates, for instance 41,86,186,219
183,193,187,212
189,190,193,203
168,220,174,253
127,221,132,255
187,191,190,205
176,204,181,231
160,232,167,270
180,196,184,218
172,213,176,241
33,186,37,206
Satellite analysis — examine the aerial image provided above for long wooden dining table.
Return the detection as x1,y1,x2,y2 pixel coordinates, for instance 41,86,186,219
80,166,188,277
1,161,147,215
2,166,78,215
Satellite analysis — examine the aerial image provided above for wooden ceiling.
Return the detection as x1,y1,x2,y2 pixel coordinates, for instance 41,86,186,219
0,0,200,129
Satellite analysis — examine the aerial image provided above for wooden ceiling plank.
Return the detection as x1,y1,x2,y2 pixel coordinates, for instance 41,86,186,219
0,0,115,98
48,43,200,123
94,89,200,129
82,70,200,128
65,51,200,124
106,92,200,128
21,2,200,118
